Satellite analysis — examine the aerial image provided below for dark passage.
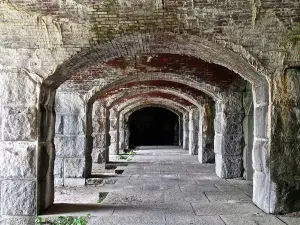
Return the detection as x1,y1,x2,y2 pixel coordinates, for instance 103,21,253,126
129,107,179,148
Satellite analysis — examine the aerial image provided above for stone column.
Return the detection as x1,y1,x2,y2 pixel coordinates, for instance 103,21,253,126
118,112,126,153
214,93,244,179
178,114,183,146
54,91,86,187
124,116,130,149
182,112,189,150
264,68,300,213
189,108,199,155
198,102,215,163
0,72,39,223
108,108,119,161
91,101,107,173
242,84,254,180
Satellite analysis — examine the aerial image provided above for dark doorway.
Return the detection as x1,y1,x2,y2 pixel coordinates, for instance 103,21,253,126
129,107,179,148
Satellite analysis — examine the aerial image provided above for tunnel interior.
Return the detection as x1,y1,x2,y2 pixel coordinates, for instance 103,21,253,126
128,107,179,148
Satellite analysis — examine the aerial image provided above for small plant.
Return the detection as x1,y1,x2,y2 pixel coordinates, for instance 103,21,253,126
35,214,90,225
127,150,136,155
118,155,129,160
98,192,109,204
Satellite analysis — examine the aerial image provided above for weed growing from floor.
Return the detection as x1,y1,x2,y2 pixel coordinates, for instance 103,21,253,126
35,214,90,225
98,192,109,204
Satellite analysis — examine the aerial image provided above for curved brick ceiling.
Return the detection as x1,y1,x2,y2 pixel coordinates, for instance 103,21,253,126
114,91,193,107
96,80,212,101
65,53,244,91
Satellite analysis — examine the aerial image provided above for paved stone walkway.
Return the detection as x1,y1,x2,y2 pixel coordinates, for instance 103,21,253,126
47,147,300,225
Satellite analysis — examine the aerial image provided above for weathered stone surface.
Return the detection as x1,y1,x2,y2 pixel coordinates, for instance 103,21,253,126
0,71,37,105
214,134,243,156
54,135,85,157
252,139,268,173
215,154,243,179
1,180,36,215
0,216,35,225
55,114,85,135
253,171,277,213
93,133,106,148
64,158,85,178
2,106,36,141
0,142,36,178
91,148,106,163
55,92,85,114
189,108,199,155
254,106,268,138
54,157,63,178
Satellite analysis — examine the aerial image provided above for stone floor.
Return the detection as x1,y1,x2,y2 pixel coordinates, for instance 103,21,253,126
45,146,300,225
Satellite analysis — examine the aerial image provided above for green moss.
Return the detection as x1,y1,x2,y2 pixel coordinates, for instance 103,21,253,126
289,23,300,43
103,0,118,8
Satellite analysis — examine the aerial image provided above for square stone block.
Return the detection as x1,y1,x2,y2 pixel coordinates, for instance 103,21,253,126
0,142,36,178
0,216,35,225
93,133,106,148
254,106,268,138
64,178,85,187
214,134,243,157
252,139,268,173
1,180,36,215
215,154,243,179
92,117,105,133
54,157,63,178
54,135,85,157
55,92,85,114
0,71,37,105
63,115,85,135
64,158,85,178
2,106,37,141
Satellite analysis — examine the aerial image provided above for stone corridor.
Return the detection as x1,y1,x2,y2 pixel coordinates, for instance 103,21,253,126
1,1,300,224
44,147,300,225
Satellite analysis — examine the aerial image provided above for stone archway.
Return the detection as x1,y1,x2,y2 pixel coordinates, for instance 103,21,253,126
36,33,271,214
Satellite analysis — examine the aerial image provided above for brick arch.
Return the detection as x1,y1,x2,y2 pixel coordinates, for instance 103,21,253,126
115,96,193,113
44,32,265,88
117,97,190,116
123,104,185,119
107,87,207,109
86,72,221,102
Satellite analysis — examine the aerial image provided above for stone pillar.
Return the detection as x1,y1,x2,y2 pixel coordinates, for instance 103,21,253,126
198,102,215,163
124,116,130,149
265,68,300,213
178,114,183,146
108,108,119,161
118,112,125,153
243,84,254,180
189,108,199,155
214,93,244,179
91,101,106,173
0,72,39,223
182,112,189,150
54,92,86,187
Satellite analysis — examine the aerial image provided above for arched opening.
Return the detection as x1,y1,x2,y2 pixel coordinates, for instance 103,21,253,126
128,107,180,148
35,33,273,217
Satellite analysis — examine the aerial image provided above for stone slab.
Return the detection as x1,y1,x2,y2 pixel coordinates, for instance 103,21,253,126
192,202,261,216
221,213,286,225
204,191,252,203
